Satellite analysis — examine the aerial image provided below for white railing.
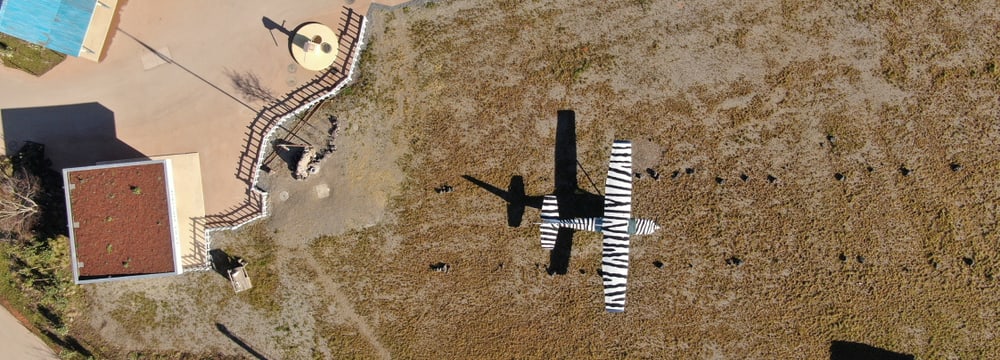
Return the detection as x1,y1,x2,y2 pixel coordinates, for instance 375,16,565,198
187,16,370,272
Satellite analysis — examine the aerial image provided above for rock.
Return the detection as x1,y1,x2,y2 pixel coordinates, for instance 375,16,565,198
293,145,317,180
429,262,450,273
646,168,660,180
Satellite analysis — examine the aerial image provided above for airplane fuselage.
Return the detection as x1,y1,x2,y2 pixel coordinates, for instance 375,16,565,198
544,217,660,236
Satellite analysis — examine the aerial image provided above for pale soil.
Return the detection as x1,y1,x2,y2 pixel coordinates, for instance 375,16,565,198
74,0,1000,359
0,306,58,360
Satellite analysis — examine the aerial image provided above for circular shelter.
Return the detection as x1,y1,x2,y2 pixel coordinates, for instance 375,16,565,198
291,23,339,71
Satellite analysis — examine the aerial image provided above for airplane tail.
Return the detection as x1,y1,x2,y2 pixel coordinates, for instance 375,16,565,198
540,195,559,249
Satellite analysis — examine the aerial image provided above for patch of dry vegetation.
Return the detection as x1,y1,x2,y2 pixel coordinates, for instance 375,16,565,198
78,0,1000,358
228,224,283,316
306,0,1000,358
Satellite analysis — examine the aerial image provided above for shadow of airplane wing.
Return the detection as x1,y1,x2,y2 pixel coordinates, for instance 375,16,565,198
463,175,543,227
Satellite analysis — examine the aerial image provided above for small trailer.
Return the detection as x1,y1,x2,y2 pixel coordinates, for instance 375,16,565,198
228,258,253,293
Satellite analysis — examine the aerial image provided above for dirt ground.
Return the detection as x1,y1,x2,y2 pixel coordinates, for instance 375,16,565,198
75,0,999,358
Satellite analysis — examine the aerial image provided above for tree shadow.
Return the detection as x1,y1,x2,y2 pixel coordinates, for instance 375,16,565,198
224,69,277,103
829,341,913,360
1,102,145,170
464,110,603,275
36,304,63,329
40,329,92,358
216,323,268,360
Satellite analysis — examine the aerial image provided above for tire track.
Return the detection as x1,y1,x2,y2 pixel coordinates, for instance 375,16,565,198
302,253,390,359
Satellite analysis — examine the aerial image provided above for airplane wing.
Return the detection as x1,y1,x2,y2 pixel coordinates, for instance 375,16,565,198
601,140,632,312
540,195,560,249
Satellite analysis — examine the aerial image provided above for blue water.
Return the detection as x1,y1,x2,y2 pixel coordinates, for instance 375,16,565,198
0,0,98,56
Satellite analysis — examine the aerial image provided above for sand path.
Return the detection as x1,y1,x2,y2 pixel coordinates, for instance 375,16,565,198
301,251,391,359
0,306,58,360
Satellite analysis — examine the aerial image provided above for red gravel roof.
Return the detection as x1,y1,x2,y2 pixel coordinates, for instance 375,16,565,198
65,160,178,281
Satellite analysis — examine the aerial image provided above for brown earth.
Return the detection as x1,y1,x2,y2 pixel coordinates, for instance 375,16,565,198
74,0,1000,358
69,163,174,277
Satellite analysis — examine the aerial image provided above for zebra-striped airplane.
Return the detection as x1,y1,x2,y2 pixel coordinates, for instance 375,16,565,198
539,140,660,313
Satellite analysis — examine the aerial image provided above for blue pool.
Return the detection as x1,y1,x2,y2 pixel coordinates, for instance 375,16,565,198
0,0,98,56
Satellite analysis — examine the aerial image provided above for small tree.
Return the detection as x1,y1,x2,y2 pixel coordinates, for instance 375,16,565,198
0,158,40,238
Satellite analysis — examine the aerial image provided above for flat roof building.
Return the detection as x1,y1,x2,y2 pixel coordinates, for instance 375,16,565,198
63,153,207,284
0,0,120,61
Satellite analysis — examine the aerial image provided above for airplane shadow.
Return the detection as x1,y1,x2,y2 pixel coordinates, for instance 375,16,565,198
464,110,604,275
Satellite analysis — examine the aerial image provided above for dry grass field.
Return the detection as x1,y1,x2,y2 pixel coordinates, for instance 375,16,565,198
73,0,1000,358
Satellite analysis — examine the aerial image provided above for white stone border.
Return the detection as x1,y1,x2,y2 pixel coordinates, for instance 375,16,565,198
188,17,370,271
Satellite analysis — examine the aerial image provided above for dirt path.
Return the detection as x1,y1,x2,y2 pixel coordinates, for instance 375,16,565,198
301,250,390,359
0,306,58,360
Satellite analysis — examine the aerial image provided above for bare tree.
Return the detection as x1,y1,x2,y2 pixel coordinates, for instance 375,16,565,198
226,69,277,103
0,167,40,238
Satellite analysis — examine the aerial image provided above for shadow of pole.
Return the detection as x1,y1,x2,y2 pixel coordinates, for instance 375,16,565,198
116,28,255,112
216,323,268,360
829,341,913,360
262,16,291,47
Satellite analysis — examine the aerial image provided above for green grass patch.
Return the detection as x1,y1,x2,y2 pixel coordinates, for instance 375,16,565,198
0,33,66,76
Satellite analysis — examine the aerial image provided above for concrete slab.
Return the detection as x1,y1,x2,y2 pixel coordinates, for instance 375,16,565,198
314,183,330,198
79,0,120,61
150,153,207,270
140,47,171,70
